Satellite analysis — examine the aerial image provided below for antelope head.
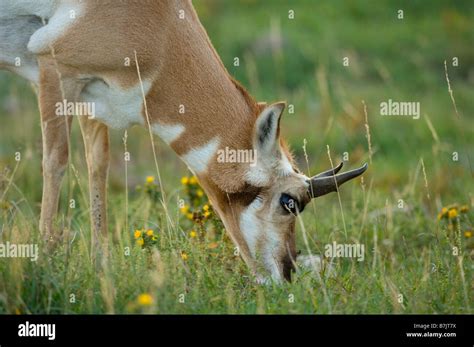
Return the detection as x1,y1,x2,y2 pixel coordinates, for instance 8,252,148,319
198,102,367,283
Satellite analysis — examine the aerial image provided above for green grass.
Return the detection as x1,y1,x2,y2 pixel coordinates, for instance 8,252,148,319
0,0,473,314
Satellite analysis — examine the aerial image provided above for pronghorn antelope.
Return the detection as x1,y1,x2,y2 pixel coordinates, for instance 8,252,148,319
0,0,367,282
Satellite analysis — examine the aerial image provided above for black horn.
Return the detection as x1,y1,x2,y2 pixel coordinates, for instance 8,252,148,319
308,163,368,198
313,162,344,178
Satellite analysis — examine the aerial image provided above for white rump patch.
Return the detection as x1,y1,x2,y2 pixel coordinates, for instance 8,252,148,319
182,137,220,174
0,0,57,19
28,1,83,54
11,65,39,84
152,123,185,144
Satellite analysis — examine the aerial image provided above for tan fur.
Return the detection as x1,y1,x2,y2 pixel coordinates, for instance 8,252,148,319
25,0,364,281
37,57,73,241
78,117,110,240
36,56,107,244
44,1,261,192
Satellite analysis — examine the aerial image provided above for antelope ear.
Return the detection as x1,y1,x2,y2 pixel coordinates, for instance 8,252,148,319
208,102,286,193
257,101,268,113
254,102,285,156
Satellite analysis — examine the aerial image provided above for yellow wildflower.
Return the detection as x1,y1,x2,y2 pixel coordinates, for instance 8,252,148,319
190,230,197,238
203,204,210,211
146,229,154,236
465,230,473,238
437,207,449,220
180,205,189,214
186,213,194,220
448,209,458,219
203,211,211,218
189,176,198,185
137,293,153,306
137,238,144,246
181,176,189,185
197,189,204,197
181,251,188,261
146,176,155,184
134,230,142,239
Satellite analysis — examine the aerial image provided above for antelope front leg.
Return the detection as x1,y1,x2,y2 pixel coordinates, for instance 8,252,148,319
78,117,110,242
39,114,72,241
38,61,73,242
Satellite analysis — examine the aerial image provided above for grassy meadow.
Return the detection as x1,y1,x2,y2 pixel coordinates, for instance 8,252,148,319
0,0,473,314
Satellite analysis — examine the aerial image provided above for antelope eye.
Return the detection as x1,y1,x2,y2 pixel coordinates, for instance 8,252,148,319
280,193,301,214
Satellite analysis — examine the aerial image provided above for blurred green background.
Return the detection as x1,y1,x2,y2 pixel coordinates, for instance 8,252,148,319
0,0,472,314
1,0,472,203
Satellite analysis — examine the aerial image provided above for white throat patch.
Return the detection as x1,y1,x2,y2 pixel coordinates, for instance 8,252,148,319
239,198,263,258
239,198,284,282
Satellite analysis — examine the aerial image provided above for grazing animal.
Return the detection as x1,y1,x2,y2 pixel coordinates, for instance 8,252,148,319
0,0,367,282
